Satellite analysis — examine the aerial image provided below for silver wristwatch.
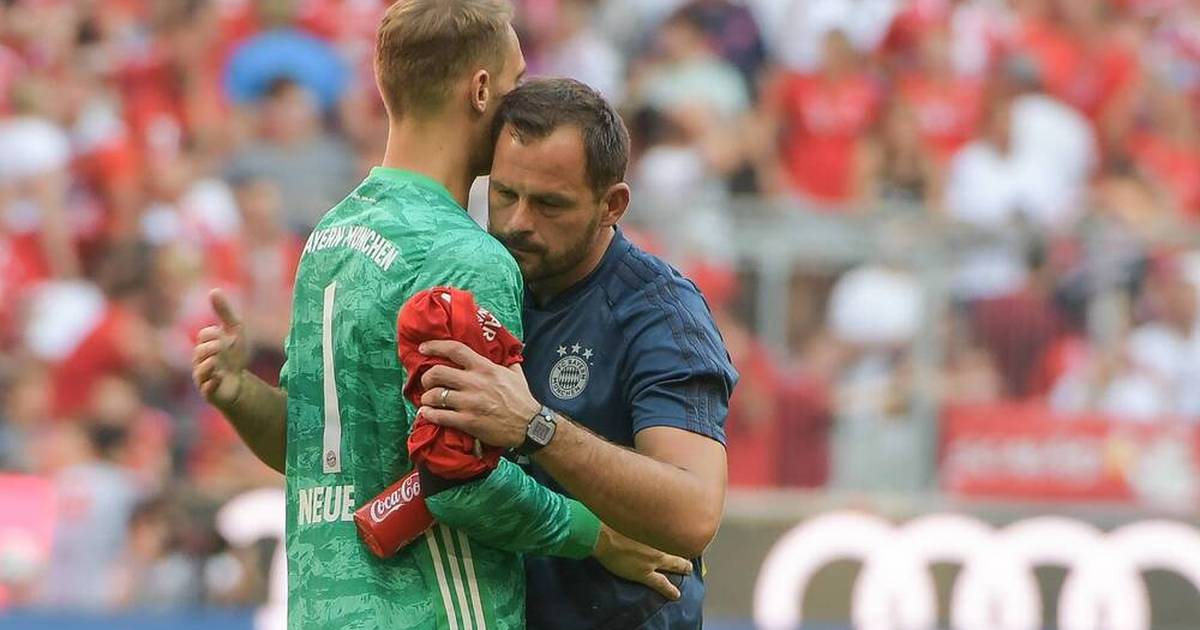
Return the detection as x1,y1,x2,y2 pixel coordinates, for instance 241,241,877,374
516,405,557,456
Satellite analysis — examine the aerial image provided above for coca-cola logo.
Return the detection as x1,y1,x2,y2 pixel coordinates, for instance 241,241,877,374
369,475,421,524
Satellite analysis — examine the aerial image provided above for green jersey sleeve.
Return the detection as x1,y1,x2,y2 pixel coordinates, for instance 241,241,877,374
428,459,600,559
413,232,601,558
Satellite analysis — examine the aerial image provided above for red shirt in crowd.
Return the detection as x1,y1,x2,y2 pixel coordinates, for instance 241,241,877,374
1015,19,1138,123
51,304,147,419
898,73,983,162
972,288,1063,398
1131,133,1200,218
0,233,42,346
773,72,881,205
775,375,831,488
723,338,783,488
881,0,953,61
205,237,304,298
0,45,21,116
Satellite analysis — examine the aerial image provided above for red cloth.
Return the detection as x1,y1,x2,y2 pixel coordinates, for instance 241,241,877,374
773,72,881,204
397,287,524,479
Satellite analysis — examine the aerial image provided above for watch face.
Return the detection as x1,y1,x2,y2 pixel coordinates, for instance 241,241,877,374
529,418,555,445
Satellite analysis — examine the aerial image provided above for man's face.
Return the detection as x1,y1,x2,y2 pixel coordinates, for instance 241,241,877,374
488,124,605,285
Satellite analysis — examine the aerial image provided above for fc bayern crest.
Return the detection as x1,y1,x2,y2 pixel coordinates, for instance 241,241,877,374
549,342,592,400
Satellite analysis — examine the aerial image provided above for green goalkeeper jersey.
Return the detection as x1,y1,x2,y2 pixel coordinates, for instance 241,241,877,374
280,167,600,630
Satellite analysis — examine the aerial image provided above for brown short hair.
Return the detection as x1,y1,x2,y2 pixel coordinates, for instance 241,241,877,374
492,78,630,195
376,0,514,117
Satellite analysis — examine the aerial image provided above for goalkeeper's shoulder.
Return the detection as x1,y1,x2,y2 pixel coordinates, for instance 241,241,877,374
415,227,523,332
420,227,522,295
428,227,518,275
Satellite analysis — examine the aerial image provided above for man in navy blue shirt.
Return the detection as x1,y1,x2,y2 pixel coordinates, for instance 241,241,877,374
418,78,737,629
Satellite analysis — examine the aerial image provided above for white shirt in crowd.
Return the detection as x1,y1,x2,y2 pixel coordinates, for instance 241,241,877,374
758,0,899,71
1008,93,1097,229
943,140,1031,299
827,263,921,347
1127,322,1200,418
0,116,70,184
946,94,1096,232
544,28,625,104
630,144,735,264
942,92,1097,299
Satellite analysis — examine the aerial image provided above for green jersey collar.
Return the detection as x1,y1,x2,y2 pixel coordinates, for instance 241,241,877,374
370,167,461,208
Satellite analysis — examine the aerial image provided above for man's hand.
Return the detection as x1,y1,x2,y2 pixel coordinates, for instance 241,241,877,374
193,289,251,408
592,524,692,601
417,340,541,449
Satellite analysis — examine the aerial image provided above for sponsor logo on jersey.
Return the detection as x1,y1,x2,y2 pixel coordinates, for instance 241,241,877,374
550,342,593,400
369,474,422,524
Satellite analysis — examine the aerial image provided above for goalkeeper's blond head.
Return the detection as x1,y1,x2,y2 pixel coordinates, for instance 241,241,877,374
375,0,525,176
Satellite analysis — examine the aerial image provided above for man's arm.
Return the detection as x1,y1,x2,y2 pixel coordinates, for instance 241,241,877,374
420,416,692,599
193,289,287,474
426,465,692,600
213,372,287,474
539,420,726,558
418,349,729,558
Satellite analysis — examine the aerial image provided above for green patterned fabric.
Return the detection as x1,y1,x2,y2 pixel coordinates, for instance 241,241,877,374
281,167,600,630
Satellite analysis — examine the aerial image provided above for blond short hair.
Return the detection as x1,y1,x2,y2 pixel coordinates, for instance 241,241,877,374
376,0,514,117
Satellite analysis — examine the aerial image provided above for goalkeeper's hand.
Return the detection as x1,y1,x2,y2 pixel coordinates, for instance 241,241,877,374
592,524,693,601
193,289,250,408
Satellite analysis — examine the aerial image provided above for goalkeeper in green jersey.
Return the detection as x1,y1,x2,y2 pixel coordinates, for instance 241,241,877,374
190,1,689,628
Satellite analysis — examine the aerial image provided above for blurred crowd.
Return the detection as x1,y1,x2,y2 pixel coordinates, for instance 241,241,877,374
2,0,1200,613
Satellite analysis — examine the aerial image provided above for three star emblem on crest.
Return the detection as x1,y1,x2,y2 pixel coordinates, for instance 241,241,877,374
549,341,594,400
556,343,594,362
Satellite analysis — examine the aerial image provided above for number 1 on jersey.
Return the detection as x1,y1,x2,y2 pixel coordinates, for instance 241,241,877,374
322,282,343,474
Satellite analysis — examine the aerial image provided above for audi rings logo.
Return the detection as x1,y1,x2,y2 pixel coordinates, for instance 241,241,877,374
754,511,1200,630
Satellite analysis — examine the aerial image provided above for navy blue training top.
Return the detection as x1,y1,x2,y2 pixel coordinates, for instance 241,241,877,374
521,227,737,630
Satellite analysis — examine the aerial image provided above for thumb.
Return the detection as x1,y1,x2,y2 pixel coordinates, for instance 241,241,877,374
210,289,242,329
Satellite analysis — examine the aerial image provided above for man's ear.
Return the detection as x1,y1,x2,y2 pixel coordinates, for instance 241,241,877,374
600,183,631,228
471,69,490,115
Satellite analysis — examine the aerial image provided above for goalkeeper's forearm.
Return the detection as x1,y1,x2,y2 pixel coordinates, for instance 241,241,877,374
423,458,600,559
216,371,288,474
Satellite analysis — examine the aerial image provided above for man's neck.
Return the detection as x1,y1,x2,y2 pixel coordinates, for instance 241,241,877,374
529,227,615,306
380,118,477,208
